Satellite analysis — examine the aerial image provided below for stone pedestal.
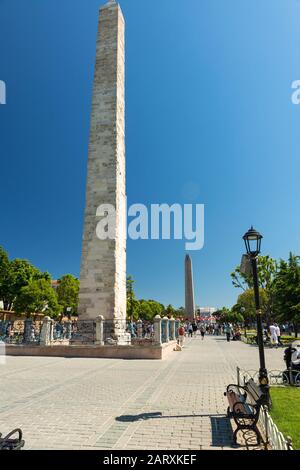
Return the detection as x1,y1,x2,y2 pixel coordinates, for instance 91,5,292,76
169,318,175,341
153,315,162,345
137,320,143,339
95,315,104,345
40,316,52,346
161,317,169,343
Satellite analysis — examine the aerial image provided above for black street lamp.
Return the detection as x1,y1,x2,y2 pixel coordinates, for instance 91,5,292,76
243,226,270,404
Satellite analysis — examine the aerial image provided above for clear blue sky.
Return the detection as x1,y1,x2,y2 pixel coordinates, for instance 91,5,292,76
1,0,300,309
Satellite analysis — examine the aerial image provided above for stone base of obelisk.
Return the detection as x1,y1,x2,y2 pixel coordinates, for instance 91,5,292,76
106,331,131,346
70,320,131,346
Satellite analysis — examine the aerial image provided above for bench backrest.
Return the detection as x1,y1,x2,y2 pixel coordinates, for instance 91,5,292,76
245,378,265,404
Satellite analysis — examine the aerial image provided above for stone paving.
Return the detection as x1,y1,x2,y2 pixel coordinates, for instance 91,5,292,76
0,336,284,450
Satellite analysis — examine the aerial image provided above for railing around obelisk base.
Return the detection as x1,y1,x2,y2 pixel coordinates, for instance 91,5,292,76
0,315,179,348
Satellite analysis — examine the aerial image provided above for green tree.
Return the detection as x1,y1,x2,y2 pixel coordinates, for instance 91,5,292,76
136,300,163,321
162,304,176,318
233,288,269,323
272,253,300,337
215,307,244,324
147,300,164,318
56,274,79,315
126,275,140,320
174,306,185,319
0,256,50,311
138,301,154,321
231,255,277,322
14,279,61,318
231,255,276,290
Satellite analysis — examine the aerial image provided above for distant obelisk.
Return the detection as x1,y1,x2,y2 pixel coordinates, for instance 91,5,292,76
78,0,129,343
185,254,195,321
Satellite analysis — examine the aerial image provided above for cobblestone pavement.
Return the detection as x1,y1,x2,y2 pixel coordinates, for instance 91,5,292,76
0,336,284,450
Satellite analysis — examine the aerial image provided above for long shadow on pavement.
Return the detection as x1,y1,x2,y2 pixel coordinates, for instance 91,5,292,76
115,413,235,449
116,412,228,422
115,413,263,450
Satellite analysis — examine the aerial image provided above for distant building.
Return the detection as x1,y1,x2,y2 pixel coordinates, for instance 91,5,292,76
51,280,59,291
196,307,216,323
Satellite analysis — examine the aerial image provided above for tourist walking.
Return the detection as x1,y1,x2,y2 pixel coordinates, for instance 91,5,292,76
224,324,231,342
275,324,282,346
188,323,193,338
200,326,205,340
178,325,185,347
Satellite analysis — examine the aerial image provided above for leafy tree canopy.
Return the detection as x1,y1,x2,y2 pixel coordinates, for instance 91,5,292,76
14,279,61,318
272,253,300,331
56,274,79,315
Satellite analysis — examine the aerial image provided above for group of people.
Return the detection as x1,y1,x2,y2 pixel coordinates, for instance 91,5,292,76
266,323,282,347
223,324,241,342
127,320,154,339
177,321,224,346
176,321,242,347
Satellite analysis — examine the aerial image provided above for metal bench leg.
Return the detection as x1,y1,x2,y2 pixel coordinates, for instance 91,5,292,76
233,427,239,445
253,425,261,446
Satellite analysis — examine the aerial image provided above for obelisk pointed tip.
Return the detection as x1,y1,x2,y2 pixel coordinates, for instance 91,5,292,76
101,0,118,11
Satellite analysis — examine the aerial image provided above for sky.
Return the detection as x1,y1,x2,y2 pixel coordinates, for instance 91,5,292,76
1,0,300,309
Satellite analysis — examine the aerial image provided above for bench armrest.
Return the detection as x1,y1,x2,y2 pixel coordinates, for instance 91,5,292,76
226,383,247,396
1,428,23,441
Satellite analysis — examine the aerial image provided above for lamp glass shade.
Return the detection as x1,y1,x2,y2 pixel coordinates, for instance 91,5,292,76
243,226,262,256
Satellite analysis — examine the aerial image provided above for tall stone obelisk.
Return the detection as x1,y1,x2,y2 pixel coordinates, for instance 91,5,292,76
78,0,128,342
185,254,195,321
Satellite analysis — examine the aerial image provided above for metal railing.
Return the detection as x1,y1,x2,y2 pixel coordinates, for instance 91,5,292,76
237,366,300,387
236,367,294,450
258,406,293,450
0,319,41,344
1,317,181,347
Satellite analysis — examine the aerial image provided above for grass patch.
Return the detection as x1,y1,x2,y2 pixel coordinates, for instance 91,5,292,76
270,387,300,449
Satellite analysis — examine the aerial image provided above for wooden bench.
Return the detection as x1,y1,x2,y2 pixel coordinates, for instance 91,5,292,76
0,429,25,450
224,379,266,446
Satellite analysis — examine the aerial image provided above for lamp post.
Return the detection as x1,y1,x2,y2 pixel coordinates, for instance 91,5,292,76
243,227,270,403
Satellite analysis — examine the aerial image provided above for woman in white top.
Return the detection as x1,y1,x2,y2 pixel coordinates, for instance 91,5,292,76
275,324,282,346
269,324,278,347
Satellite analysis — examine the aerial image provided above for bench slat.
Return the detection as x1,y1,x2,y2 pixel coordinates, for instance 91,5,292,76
226,391,252,416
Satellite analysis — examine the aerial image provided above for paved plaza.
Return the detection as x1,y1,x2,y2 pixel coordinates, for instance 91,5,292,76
0,336,284,450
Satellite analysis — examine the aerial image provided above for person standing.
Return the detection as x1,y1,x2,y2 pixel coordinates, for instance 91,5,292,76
269,323,278,348
275,324,282,346
284,344,297,369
